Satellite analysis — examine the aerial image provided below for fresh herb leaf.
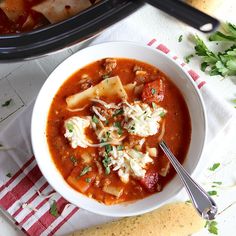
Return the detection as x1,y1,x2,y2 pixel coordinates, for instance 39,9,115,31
113,109,124,117
209,31,236,42
102,154,111,175
207,190,218,196
70,156,77,165
212,181,222,185
204,220,209,228
205,220,218,235
152,102,157,109
105,166,110,175
117,145,124,151
6,172,12,178
151,88,156,95
66,123,74,132
232,98,236,108
201,62,208,72
114,121,123,135
105,144,112,154
104,119,109,125
92,115,99,124
209,163,220,171
79,166,91,177
1,99,12,107
190,32,236,77
184,54,194,63
209,22,236,43
185,200,191,204
159,111,166,118
50,200,59,217
178,35,183,42
85,178,91,183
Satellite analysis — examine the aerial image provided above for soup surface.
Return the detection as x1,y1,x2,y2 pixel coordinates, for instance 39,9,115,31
0,0,98,34
47,58,191,205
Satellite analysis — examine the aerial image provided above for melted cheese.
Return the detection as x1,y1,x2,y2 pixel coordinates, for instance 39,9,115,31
123,101,166,137
64,116,90,148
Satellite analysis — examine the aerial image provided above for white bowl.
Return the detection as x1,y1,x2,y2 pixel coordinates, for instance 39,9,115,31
31,42,207,217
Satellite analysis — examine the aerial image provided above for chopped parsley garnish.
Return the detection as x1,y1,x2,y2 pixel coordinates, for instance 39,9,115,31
152,102,157,109
1,99,13,107
92,115,99,124
151,88,156,95
159,111,166,117
184,54,194,63
117,145,124,151
105,144,112,154
209,163,220,171
178,35,183,42
66,123,74,132
113,109,124,117
185,200,191,204
102,153,111,175
114,121,123,135
85,178,91,183
211,181,222,187
70,156,78,166
79,166,91,177
50,200,59,217
6,172,12,178
104,119,109,125
207,190,218,196
205,220,218,235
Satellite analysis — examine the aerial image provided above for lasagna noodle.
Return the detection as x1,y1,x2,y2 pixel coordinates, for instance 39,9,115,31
66,76,128,109
32,0,92,24
68,202,205,236
0,0,25,22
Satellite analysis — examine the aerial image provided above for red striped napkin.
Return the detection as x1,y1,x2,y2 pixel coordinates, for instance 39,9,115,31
0,23,235,235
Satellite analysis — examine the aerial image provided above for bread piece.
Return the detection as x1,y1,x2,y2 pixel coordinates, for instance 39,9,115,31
68,202,205,236
186,0,223,15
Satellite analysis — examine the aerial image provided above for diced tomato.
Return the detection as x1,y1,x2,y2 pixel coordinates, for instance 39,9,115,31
140,170,159,192
142,79,164,104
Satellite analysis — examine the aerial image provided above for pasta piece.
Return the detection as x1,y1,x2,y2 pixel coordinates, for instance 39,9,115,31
66,76,128,109
32,0,92,24
0,0,25,22
123,82,137,93
103,185,124,198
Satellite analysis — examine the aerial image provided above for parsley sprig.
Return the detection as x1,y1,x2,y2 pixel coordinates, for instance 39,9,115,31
189,22,236,77
50,200,59,217
205,220,218,235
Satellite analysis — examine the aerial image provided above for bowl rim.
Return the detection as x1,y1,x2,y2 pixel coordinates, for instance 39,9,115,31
31,41,207,217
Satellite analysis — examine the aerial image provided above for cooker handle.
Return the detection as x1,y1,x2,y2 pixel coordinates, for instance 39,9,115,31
143,0,220,32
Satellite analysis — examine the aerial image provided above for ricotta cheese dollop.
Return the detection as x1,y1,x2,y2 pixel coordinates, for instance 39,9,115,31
64,116,90,148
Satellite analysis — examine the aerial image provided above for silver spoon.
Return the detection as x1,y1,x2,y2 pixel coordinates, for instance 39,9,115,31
159,140,218,220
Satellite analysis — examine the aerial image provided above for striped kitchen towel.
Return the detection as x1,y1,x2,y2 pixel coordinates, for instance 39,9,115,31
0,22,235,235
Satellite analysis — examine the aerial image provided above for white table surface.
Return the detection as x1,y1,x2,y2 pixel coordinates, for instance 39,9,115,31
0,1,236,235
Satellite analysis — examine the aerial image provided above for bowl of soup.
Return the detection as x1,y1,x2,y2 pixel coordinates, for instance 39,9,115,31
31,41,207,216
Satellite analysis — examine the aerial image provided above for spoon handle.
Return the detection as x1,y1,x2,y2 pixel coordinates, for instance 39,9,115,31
159,140,217,220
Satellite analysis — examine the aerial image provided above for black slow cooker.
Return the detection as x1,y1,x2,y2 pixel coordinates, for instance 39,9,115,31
0,0,219,61
0,0,144,61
